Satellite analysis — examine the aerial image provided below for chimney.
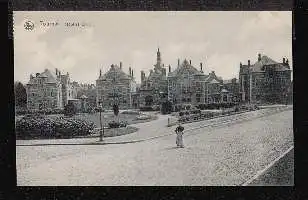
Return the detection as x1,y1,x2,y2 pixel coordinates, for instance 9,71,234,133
131,69,134,77
283,58,285,64
100,69,102,77
258,53,261,61
200,62,203,71
120,62,122,69
36,73,40,77
169,65,171,73
286,59,289,65
178,59,180,67
189,60,191,65
129,67,131,76
248,60,250,66
240,62,242,67
55,68,58,75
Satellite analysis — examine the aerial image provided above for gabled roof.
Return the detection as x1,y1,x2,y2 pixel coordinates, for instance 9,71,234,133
27,68,58,84
208,78,221,84
98,64,131,81
168,59,204,77
251,55,290,72
205,71,222,84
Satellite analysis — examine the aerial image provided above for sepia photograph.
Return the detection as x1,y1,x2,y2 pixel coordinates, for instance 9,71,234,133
14,11,293,186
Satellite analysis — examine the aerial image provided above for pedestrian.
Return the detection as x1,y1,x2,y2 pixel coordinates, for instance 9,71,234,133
175,122,185,148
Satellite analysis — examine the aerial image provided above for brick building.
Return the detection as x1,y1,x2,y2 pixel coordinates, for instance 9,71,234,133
239,54,292,104
167,59,208,106
25,67,78,110
96,63,137,109
139,48,168,108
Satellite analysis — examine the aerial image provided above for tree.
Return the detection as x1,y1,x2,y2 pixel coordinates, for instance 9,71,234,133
64,102,77,117
113,104,119,116
14,82,27,108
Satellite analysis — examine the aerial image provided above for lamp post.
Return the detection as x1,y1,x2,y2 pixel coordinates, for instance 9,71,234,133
98,99,104,141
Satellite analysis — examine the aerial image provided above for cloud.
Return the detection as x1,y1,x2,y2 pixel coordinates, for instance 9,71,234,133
14,11,292,84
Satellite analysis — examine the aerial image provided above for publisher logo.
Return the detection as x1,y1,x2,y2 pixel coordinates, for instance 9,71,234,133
24,20,34,31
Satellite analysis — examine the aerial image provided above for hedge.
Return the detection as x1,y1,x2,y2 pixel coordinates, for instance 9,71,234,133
15,107,64,116
16,114,95,139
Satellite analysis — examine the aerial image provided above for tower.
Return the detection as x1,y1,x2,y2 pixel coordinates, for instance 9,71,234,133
156,47,161,67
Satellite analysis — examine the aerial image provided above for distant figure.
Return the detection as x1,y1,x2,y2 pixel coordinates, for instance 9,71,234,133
175,123,185,148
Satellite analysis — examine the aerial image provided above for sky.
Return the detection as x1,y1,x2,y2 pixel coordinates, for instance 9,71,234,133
13,11,292,84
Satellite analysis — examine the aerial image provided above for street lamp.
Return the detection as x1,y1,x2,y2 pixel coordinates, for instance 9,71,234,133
98,99,104,141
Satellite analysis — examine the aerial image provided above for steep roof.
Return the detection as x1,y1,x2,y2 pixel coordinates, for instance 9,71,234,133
205,71,222,84
98,64,131,81
168,59,204,77
251,55,290,72
27,68,58,84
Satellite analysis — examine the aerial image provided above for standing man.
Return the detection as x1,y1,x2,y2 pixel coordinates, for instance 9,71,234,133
175,122,185,148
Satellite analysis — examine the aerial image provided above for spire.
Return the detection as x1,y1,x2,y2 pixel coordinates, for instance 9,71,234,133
156,47,161,66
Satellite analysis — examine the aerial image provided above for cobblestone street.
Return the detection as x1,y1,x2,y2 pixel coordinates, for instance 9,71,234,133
16,108,293,186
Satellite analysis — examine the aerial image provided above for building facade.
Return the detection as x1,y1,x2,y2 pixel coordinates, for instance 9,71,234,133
25,67,78,110
96,63,137,109
167,59,208,106
139,48,168,107
239,54,292,104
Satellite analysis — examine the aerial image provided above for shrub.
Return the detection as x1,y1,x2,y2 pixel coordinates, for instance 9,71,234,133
108,121,121,128
139,106,153,111
152,105,161,111
121,110,140,115
15,115,95,139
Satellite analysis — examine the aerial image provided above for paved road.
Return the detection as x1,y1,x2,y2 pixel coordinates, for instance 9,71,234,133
248,148,294,186
16,109,293,186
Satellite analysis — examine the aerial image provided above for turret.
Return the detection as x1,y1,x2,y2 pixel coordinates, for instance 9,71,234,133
258,53,261,61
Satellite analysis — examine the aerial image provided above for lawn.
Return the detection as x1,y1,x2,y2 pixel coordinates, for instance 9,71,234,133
72,112,158,128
